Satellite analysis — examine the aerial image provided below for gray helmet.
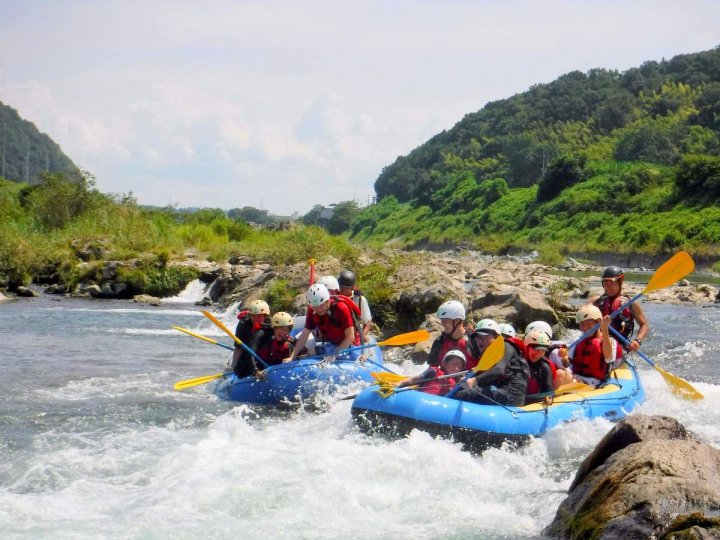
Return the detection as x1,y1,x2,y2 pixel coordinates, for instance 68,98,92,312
338,270,356,287
602,266,624,281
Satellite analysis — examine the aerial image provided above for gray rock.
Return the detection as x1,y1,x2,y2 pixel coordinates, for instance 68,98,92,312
133,294,161,306
16,286,38,297
545,415,720,540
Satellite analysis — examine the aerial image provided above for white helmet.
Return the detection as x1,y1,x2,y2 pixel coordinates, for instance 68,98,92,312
248,299,270,315
436,300,465,320
474,319,500,336
318,275,339,292
525,321,553,339
271,311,294,328
576,305,602,324
442,349,467,368
524,330,551,349
307,283,330,307
498,323,516,338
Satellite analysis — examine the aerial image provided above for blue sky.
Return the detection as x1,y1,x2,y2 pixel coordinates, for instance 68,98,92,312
1,1,718,215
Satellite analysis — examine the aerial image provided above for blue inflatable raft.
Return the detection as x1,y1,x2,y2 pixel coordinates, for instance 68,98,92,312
351,363,645,451
215,342,385,405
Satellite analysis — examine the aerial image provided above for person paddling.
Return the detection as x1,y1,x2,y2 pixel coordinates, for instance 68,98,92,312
590,266,649,353
452,319,529,407
231,299,271,377
283,283,359,363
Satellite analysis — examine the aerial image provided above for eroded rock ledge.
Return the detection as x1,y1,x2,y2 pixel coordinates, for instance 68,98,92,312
545,415,720,539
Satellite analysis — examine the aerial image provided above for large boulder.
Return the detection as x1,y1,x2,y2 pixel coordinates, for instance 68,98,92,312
545,415,720,539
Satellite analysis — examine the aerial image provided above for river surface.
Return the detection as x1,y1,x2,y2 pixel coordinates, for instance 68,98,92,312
1,286,719,539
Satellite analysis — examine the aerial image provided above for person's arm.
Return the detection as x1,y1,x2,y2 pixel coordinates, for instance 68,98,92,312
285,328,310,362
600,316,614,363
472,344,510,387
628,302,649,352
397,368,434,388
336,326,355,352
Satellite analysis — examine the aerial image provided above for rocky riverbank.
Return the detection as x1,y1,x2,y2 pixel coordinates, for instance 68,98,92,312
190,249,719,334
4,250,718,335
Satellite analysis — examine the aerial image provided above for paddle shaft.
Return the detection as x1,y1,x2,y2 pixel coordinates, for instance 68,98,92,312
172,326,235,351
201,310,269,369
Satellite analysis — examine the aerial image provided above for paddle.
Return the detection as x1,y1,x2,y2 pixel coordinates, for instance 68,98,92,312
201,310,270,369
608,326,703,400
174,371,232,391
524,381,594,401
304,329,431,361
172,325,234,351
569,251,695,349
445,335,506,399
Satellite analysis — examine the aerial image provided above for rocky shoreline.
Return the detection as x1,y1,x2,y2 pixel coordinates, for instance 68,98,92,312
3,250,718,336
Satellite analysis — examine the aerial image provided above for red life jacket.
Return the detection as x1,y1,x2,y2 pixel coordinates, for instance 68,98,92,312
257,336,295,366
572,338,610,380
594,294,635,341
429,334,469,367
310,297,360,345
419,366,457,396
505,336,527,359
526,358,556,395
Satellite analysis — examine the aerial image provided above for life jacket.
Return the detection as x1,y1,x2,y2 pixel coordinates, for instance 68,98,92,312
418,366,457,396
594,294,635,341
505,336,527,359
313,296,361,346
235,310,267,344
338,292,366,344
526,357,556,395
428,333,468,367
257,335,295,366
572,337,611,381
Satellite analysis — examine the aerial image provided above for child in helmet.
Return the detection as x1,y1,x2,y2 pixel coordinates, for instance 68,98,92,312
254,312,297,372
231,299,271,377
427,300,469,368
523,330,555,405
396,349,467,396
570,305,622,387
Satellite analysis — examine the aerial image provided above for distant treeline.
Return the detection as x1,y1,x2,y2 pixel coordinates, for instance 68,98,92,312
348,47,720,259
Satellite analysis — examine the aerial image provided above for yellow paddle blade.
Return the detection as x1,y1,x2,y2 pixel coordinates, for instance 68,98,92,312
657,366,704,400
377,329,430,347
174,372,225,391
202,310,244,347
643,251,695,294
172,325,220,345
474,335,505,372
371,371,407,384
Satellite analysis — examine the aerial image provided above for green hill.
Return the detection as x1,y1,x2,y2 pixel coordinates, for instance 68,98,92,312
351,47,720,259
0,101,81,184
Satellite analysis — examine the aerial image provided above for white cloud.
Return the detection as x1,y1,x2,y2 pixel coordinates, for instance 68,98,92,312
1,1,719,214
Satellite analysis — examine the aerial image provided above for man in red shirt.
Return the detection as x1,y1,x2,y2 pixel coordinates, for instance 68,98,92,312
284,283,358,363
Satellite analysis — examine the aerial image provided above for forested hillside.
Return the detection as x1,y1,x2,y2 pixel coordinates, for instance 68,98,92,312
352,47,720,258
0,101,80,184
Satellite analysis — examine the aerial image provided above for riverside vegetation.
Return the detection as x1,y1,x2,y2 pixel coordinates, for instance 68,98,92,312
2,47,720,308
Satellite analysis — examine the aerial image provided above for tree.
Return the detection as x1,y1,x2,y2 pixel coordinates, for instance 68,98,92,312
327,200,359,235
536,155,587,202
227,206,272,224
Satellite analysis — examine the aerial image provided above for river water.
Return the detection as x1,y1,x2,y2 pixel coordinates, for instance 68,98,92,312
1,285,719,539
